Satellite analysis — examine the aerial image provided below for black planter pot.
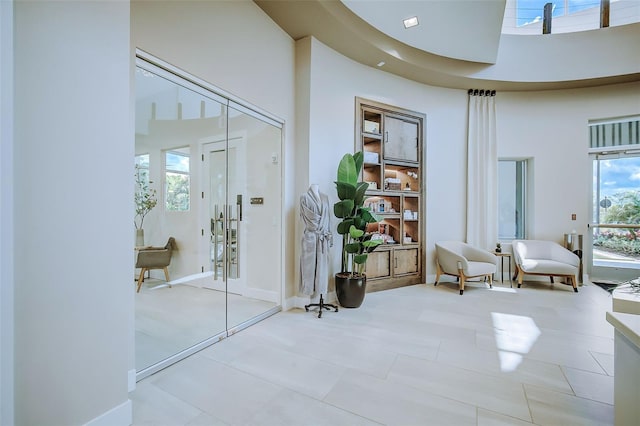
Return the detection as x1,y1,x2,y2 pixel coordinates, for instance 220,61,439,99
335,273,367,308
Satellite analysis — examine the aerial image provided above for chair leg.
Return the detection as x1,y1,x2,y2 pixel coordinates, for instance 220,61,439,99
550,276,555,283
488,274,493,288
517,267,524,288
163,267,171,287
137,268,146,293
458,269,465,295
435,263,442,286
572,275,578,292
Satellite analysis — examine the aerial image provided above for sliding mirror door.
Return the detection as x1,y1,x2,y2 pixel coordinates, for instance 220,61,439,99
134,56,282,377
225,105,282,331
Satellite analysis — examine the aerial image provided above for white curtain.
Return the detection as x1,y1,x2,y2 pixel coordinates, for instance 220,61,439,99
466,89,497,250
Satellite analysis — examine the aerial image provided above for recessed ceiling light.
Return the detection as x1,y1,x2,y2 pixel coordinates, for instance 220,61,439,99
377,61,385,67
403,16,419,29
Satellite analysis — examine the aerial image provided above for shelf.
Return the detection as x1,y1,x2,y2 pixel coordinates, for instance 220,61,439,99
357,97,424,286
365,195,401,215
363,110,382,135
384,159,419,168
363,132,382,139
384,163,419,192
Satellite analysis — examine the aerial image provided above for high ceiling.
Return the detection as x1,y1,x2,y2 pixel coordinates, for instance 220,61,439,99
255,0,640,91
341,0,506,64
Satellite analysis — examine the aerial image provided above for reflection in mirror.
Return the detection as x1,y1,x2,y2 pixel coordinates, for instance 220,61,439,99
134,62,282,376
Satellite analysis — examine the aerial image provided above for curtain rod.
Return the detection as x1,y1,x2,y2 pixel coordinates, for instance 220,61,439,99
468,89,496,96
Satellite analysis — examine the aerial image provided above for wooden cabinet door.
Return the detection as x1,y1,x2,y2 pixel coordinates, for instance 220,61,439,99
394,248,419,275
365,250,391,279
384,116,418,162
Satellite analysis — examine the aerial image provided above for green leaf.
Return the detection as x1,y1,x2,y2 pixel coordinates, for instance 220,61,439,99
353,216,366,230
354,254,368,264
337,153,357,185
363,240,382,248
354,181,369,207
353,151,364,175
363,240,382,252
335,181,356,201
349,225,364,239
337,219,354,235
334,200,354,218
360,207,381,224
345,243,361,253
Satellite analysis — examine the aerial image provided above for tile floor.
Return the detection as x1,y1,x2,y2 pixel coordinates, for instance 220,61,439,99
131,278,616,425
136,282,276,371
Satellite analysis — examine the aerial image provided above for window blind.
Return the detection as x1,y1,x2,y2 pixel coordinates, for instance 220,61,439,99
589,119,640,149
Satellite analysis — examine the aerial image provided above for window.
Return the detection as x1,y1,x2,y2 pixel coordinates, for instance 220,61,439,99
516,0,598,27
165,148,190,211
498,159,527,240
135,154,150,187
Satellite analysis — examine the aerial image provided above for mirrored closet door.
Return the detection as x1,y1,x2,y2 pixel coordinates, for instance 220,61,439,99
134,55,282,379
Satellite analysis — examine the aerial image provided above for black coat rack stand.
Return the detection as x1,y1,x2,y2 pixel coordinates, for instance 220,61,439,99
305,294,338,318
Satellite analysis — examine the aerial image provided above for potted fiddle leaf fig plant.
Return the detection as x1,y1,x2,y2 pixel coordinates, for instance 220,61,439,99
333,151,382,308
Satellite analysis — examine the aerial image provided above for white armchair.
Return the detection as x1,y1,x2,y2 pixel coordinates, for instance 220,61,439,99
512,240,580,292
435,241,498,295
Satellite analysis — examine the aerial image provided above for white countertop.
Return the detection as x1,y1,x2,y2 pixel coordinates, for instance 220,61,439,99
612,284,640,314
607,311,640,349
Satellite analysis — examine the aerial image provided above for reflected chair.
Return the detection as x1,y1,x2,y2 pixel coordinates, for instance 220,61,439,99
512,239,579,292
136,237,176,292
435,241,498,295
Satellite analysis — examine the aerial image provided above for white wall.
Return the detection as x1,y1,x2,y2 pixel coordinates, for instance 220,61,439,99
0,0,15,424
303,37,469,282
302,37,640,283
132,0,297,302
485,24,640,83
13,1,132,424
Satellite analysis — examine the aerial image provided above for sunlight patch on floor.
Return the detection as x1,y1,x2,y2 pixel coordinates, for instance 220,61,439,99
491,312,541,372
489,286,517,293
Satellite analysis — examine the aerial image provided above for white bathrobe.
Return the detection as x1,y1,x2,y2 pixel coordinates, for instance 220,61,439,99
299,187,333,296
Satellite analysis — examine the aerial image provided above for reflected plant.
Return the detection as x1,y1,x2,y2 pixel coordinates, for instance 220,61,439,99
135,165,157,230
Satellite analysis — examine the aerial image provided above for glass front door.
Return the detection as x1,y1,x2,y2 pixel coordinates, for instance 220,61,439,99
591,155,640,282
226,105,282,331
134,55,282,379
203,138,245,295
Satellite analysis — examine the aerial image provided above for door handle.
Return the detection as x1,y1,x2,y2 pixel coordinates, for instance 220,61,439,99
227,204,240,279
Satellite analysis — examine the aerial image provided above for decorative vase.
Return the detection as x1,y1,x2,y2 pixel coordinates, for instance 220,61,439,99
136,229,144,247
335,273,367,308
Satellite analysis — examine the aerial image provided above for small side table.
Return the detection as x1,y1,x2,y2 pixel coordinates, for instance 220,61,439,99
494,252,512,287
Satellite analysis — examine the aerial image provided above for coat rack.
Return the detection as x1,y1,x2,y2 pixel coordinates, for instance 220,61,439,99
305,294,338,318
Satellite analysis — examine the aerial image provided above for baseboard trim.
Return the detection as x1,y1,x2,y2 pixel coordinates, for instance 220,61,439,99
244,287,279,303
84,399,131,426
